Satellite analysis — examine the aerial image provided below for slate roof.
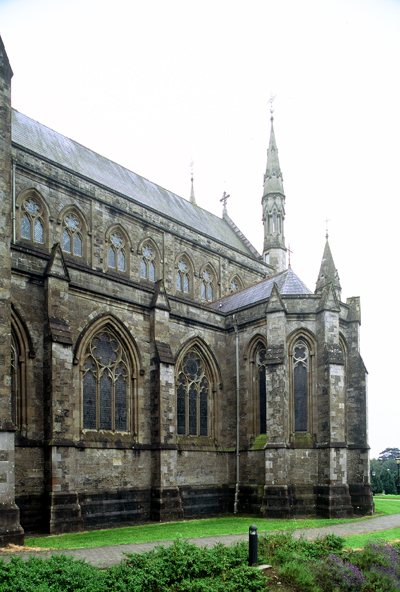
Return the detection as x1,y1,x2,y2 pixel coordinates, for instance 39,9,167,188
207,268,312,313
11,110,260,258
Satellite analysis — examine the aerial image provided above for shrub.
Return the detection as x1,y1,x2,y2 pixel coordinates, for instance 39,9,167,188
311,554,366,592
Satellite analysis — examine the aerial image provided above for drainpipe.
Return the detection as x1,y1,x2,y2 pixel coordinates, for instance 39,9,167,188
12,160,16,243
233,315,240,513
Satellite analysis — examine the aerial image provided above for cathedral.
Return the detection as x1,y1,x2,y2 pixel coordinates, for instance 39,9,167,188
0,37,373,546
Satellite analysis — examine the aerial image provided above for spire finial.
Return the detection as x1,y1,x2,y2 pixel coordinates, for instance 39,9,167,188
268,93,277,121
220,191,230,216
287,244,293,268
324,217,330,240
190,160,196,205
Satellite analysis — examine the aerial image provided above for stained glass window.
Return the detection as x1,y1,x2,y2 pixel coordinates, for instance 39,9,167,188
201,267,214,302
20,198,44,244
176,258,190,295
293,340,309,432
176,349,209,436
140,243,156,281
82,330,129,432
108,232,126,271
256,347,267,434
61,213,83,257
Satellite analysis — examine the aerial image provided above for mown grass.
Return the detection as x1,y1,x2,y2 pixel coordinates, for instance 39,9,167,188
24,495,400,551
27,516,354,550
343,527,400,549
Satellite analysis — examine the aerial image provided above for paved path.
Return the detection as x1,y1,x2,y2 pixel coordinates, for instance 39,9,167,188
3,514,400,569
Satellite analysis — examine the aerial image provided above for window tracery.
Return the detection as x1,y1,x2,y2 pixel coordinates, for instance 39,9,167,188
62,213,82,257
140,243,156,281
176,258,190,294
292,339,309,432
20,198,44,244
201,267,214,302
229,275,242,293
108,232,126,272
82,330,130,431
176,349,209,436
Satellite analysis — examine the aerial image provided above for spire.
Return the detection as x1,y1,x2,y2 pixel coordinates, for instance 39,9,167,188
262,111,286,272
189,160,196,205
263,116,284,198
315,236,342,301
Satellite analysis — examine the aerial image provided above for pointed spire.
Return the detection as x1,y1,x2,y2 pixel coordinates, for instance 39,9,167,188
189,160,196,205
263,116,284,197
315,237,341,301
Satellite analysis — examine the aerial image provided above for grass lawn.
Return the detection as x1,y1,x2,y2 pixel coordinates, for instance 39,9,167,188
24,495,400,551
343,527,400,549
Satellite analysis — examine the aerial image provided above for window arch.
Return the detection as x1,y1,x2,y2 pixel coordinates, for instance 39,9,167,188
18,190,47,245
59,208,88,259
176,255,192,296
139,239,158,281
200,265,217,302
105,226,130,273
229,275,243,293
289,333,315,434
10,308,32,432
176,342,218,438
81,326,134,432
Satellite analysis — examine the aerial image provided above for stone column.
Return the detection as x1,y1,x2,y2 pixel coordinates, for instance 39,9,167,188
315,284,353,518
44,245,83,533
0,36,24,546
149,281,183,521
261,284,290,517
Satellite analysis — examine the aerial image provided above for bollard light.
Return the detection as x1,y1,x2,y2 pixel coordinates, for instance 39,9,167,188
249,524,258,566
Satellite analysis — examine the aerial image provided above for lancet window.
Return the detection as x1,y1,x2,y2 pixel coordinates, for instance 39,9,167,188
230,276,242,293
256,346,267,434
20,198,44,244
176,258,190,294
293,339,309,432
62,213,82,257
201,267,214,302
108,232,126,272
177,349,209,436
82,330,130,432
140,243,156,281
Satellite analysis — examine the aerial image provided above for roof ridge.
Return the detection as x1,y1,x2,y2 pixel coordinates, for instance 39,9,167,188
222,211,262,260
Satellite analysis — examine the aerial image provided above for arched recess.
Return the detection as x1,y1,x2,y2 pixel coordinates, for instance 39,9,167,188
247,334,268,436
105,224,132,274
175,336,222,439
16,188,50,247
199,262,218,302
339,333,348,439
228,274,243,294
137,237,161,282
175,252,194,298
287,329,316,435
57,205,89,262
74,313,141,437
11,305,35,431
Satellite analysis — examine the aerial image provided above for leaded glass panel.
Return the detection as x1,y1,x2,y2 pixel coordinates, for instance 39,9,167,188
201,282,206,300
188,384,197,435
208,285,213,301
176,349,209,436
34,219,44,243
108,247,116,268
149,261,155,281
115,373,127,431
184,275,189,293
140,259,147,278
118,250,125,271
100,373,112,430
83,371,96,430
25,200,40,215
21,214,31,239
74,234,82,257
293,340,309,432
177,376,186,435
62,230,71,253
176,273,182,291
200,377,208,436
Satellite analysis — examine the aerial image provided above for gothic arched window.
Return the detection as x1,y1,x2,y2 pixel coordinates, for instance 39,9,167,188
20,197,44,244
256,346,267,434
82,330,130,432
176,349,209,436
62,213,83,257
140,243,156,281
201,266,215,302
229,275,242,293
293,339,309,432
108,232,126,272
176,258,190,294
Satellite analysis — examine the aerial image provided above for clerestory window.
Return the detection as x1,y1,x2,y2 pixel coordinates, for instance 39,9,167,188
108,232,126,272
20,198,44,244
140,244,156,281
62,213,82,257
176,258,190,294
201,267,214,302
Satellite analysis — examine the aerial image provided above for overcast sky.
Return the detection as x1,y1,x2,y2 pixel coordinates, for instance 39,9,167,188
1,0,399,459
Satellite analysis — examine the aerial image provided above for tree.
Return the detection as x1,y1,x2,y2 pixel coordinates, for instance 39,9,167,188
381,469,397,494
378,448,400,462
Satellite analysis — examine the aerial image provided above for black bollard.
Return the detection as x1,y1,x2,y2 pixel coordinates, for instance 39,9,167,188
248,524,258,566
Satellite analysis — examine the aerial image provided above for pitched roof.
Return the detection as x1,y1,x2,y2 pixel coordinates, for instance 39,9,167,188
12,110,261,258
207,267,312,313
